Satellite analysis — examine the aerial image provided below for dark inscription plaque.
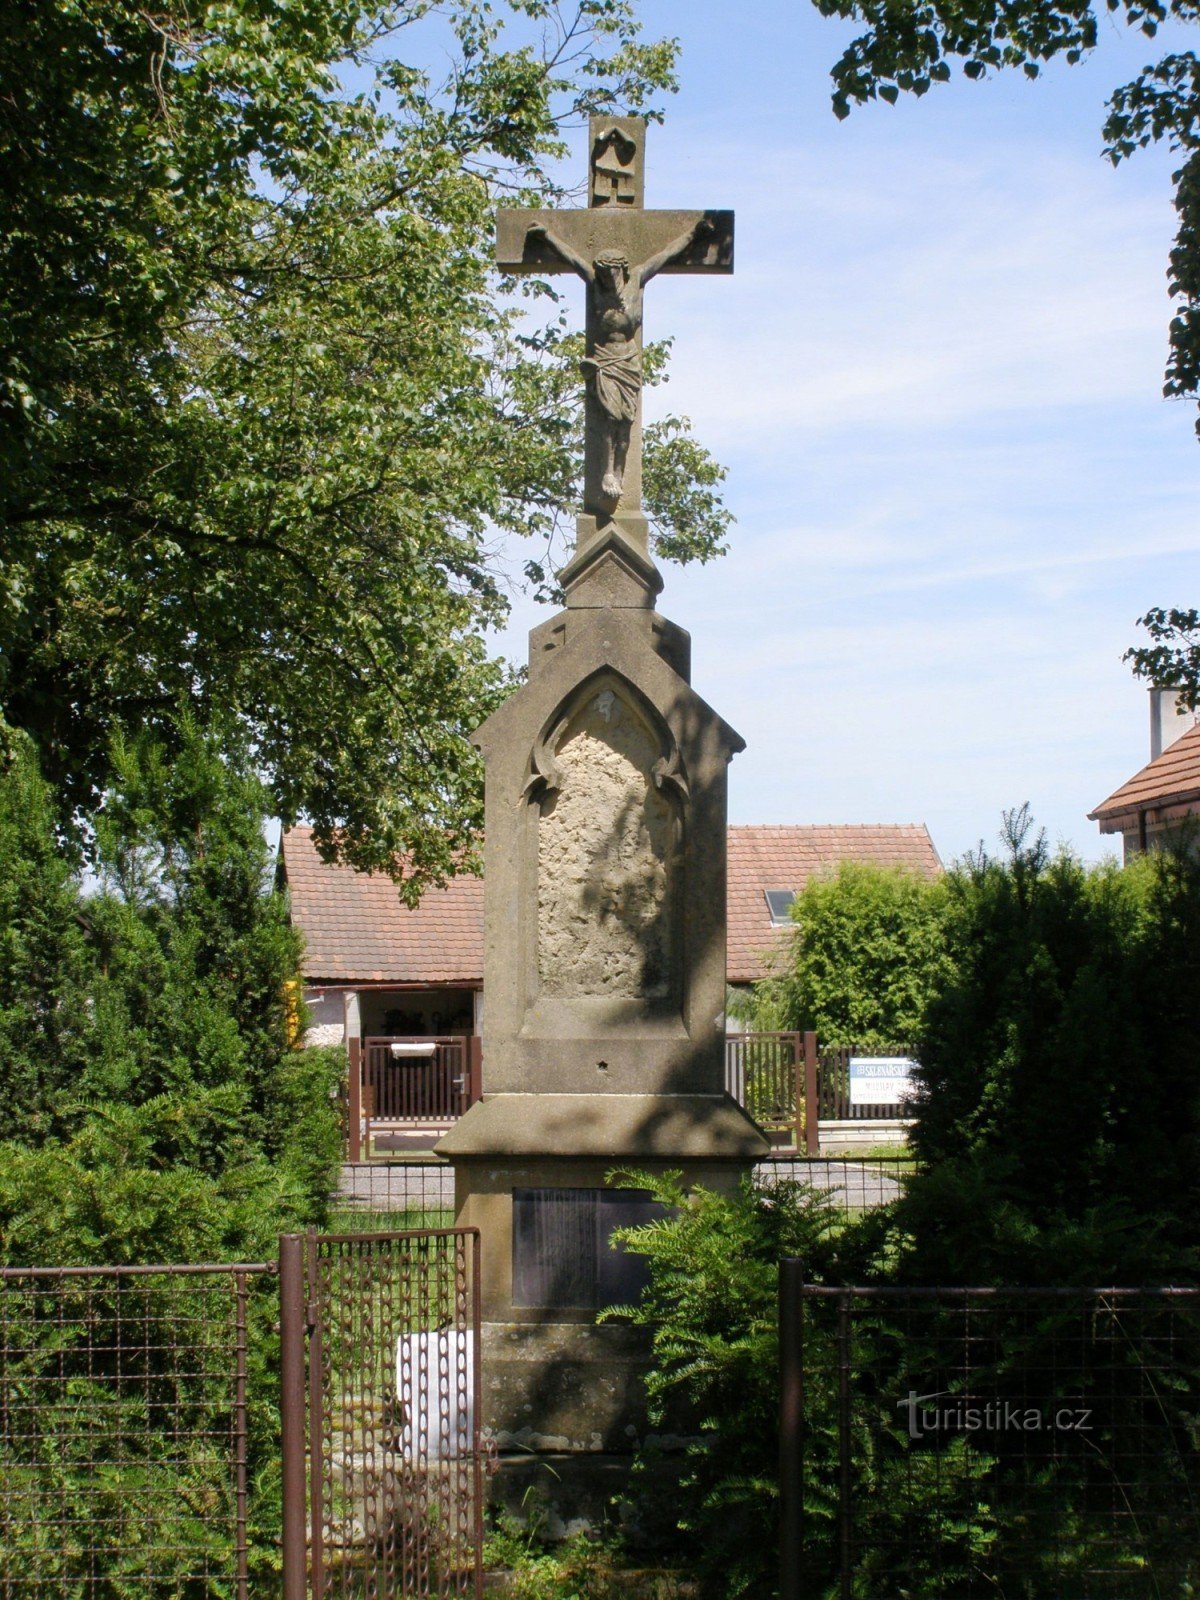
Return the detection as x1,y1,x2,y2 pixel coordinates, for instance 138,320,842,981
512,1188,666,1310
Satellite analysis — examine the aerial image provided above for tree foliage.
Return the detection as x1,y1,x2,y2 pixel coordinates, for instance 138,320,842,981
899,807,1200,1284
604,1170,843,1599
741,861,949,1049
0,729,341,1266
0,0,729,890
1125,605,1200,705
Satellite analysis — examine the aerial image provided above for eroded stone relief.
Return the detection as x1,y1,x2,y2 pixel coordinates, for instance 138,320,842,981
537,686,677,999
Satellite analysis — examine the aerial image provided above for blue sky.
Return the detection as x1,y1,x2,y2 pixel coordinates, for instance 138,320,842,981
491,0,1200,866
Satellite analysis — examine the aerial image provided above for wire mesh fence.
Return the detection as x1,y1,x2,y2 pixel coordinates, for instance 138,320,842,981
303,1228,482,1599
0,1261,276,1598
333,1161,456,1231
332,1155,914,1234
780,1270,1200,1600
757,1156,916,1220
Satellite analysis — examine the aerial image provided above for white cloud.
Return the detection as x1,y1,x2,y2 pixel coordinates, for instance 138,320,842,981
639,128,1177,449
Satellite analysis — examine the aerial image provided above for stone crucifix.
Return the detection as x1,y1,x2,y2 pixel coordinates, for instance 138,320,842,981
496,116,733,544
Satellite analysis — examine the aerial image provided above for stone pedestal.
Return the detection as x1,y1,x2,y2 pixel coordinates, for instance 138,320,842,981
437,518,767,1529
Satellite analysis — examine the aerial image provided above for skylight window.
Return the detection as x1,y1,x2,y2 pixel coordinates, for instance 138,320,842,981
765,889,796,926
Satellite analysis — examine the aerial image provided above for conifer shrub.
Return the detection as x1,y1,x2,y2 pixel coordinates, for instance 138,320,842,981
0,727,342,1585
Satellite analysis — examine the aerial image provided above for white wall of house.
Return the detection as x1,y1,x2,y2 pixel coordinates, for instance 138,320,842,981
302,988,346,1048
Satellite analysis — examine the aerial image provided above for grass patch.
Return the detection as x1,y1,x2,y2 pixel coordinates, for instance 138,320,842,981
484,1513,693,1600
328,1206,455,1233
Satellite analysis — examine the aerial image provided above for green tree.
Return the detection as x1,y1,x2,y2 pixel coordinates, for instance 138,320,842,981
605,1170,844,1600
1125,605,1200,706
1,0,728,892
0,737,96,1143
743,861,949,1049
0,728,342,1265
898,808,1200,1284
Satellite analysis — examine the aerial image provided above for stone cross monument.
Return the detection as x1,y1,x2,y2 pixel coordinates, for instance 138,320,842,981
439,117,766,1524
495,116,732,527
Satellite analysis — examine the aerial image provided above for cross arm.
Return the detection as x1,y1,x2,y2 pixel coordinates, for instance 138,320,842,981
496,208,734,276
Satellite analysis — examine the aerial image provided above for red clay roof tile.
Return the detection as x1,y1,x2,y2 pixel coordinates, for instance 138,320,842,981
724,824,942,983
1089,721,1200,828
282,822,941,987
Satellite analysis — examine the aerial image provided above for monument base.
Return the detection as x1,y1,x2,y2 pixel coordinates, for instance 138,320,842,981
488,1449,694,1547
483,1321,657,1451
438,1098,766,1541
437,1094,768,1323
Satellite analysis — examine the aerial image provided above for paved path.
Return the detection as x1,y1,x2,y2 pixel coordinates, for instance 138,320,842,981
336,1161,454,1212
757,1159,906,1209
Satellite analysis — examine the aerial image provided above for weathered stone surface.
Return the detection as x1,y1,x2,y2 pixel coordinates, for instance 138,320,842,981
438,121,764,1479
538,684,678,1001
481,1321,654,1452
446,1151,755,1326
560,519,662,609
459,602,743,1100
437,1096,768,1162
497,116,732,522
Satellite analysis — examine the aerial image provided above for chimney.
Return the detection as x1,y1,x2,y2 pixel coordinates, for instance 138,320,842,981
1149,687,1196,761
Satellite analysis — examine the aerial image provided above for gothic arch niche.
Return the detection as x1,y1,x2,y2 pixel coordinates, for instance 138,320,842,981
529,675,686,1003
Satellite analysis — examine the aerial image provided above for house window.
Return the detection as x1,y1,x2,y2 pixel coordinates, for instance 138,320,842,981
765,889,796,926
512,1188,666,1309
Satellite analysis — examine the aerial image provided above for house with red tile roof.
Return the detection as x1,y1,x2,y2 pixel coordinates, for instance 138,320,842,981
281,821,941,1046
1089,690,1200,861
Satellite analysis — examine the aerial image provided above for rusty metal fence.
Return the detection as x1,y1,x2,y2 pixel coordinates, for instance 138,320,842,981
347,1038,483,1160
780,1267,1200,1599
726,1034,916,1150
282,1227,482,1600
0,1261,275,1598
814,1043,915,1123
3,1232,483,1600
725,1032,805,1139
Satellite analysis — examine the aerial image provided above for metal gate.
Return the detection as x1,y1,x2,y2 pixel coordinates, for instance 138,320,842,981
281,1228,483,1600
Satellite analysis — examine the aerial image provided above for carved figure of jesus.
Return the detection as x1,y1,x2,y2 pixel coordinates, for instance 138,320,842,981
525,216,714,503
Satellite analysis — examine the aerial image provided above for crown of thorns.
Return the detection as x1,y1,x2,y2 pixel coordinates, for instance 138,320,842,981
594,249,630,269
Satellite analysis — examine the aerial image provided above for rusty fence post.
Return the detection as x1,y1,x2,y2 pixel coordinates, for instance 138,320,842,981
779,1257,804,1600
837,1291,852,1600
279,1234,307,1600
346,1038,361,1164
803,1032,819,1156
234,1271,250,1600
470,1228,485,1599
790,1034,804,1152
306,1229,325,1600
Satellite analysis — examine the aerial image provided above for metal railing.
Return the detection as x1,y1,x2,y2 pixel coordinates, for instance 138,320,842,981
725,1031,803,1138
363,1035,474,1124
780,1268,1200,1600
0,1261,275,1598
725,1033,915,1150
2,1232,484,1600
815,1042,914,1122
347,1036,483,1157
